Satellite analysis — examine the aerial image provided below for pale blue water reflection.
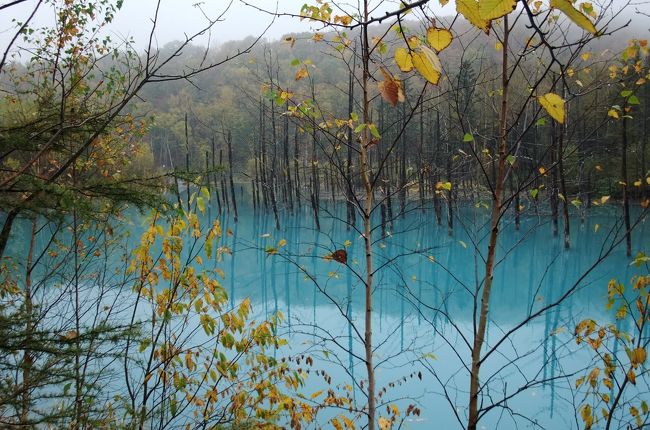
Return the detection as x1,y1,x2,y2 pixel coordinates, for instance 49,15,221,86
193,201,649,429
6,200,648,429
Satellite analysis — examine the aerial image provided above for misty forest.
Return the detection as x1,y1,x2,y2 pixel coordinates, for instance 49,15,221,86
1,0,650,429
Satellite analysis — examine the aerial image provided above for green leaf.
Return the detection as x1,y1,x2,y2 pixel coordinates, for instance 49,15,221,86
628,95,640,105
139,338,151,352
463,133,474,142
530,188,539,199
290,58,301,66
621,90,634,97
536,118,547,126
196,197,205,214
369,123,381,139
506,154,515,165
354,123,367,133
200,186,210,201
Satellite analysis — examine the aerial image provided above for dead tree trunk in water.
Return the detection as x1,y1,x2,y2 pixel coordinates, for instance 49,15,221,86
557,94,570,249
346,49,356,229
227,130,238,222
212,137,222,214
433,109,442,225
283,110,293,212
184,113,190,207
622,107,632,256
269,95,281,230
259,99,269,211
399,99,407,218
550,120,559,237
418,101,425,211
294,126,301,210
220,148,229,212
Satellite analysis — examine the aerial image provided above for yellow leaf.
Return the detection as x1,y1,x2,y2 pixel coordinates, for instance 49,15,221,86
550,0,597,35
278,239,287,247
495,41,502,51
412,46,441,85
310,390,324,399
581,52,591,61
631,347,647,366
427,27,453,52
628,368,636,385
342,416,354,429
600,195,610,204
538,92,565,124
608,109,620,119
295,67,309,81
478,0,517,21
378,417,392,430
394,48,413,72
439,0,449,5
456,0,490,32
566,67,574,77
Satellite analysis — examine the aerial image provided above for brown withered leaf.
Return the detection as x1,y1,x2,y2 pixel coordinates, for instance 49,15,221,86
324,249,347,264
378,67,405,107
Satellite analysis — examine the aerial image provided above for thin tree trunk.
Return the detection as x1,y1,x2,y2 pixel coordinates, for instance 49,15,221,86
433,110,442,225
294,126,301,210
347,51,356,229
622,110,632,256
20,218,37,426
283,112,293,211
467,17,510,430
185,113,190,207
227,130,238,222
0,208,18,262
550,120,559,237
212,137,222,214
558,107,570,249
360,4,376,427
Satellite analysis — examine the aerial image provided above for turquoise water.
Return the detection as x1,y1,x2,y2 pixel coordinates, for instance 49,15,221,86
181,201,649,429
5,200,649,428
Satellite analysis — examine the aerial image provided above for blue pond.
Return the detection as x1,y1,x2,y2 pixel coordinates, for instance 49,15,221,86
7,199,649,429
174,201,649,429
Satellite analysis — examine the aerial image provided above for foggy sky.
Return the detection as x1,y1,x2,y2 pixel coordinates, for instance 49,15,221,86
1,0,648,53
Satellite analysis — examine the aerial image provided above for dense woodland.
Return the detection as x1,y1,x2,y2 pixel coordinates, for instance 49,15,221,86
1,0,650,429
